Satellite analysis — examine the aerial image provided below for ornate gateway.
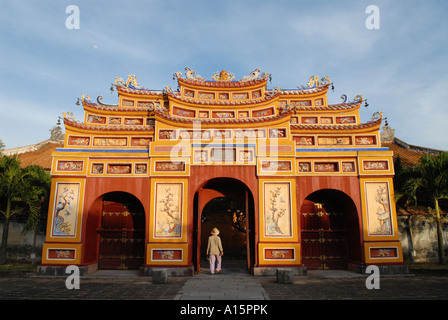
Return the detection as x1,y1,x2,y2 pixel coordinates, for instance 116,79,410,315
40,68,405,275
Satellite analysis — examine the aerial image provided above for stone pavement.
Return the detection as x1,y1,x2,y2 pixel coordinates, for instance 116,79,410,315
175,260,269,300
1,261,448,301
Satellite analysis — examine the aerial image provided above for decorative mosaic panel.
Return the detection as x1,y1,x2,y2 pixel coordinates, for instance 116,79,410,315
291,100,311,107
93,137,127,146
180,130,211,140
51,183,80,237
252,90,262,99
355,136,376,145
365,182,393,236
47,249,76,260
194,150,208,162
234,129,266,139
218,93,229,100
252,107,274,118
137,101,155,108
263,182,292,237
314,162,339,172
87,114,106,124
298,162,311,172
68,136,90,146
135,163,148,174
302,117,318,124
342,162,356,172
155,161,185,172
131,137,152,146
370,247,398,259
336,116,356,124
122,99,134,107
261,161,292,172
232,92,248,100
239,150,253,162
91,163,104,174
154,183,183,238
213,130,232,139
198,91,215,99
57,161,83,172
321,117,333,124
158,130,176,140
124,118,144,125
314,98,324,106
212,111,235,118
173,106,195,117
269,128,286,138
107,164,132,174
318,136,351,146
108,117,121,125
363,161,389,170
238,111,249,118
183,89,194,98
293,136,315,145
152,249,183,261
264,248,295,260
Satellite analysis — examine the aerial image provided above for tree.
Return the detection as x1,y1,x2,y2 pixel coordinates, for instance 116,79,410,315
404,152,448,265
21,165,51,264
0,155,51,264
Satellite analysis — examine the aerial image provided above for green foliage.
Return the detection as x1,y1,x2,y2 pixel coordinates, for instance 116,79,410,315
0,155,51,264
0,156,51,221
394,152,448,264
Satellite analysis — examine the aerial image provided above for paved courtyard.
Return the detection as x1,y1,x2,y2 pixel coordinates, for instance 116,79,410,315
1,267,446,319
1,267,447,301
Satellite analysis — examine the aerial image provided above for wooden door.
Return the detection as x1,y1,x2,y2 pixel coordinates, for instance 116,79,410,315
98,200,145,270
301,200,348,270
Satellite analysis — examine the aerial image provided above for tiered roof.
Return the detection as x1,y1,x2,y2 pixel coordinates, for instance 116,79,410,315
61,68,384,144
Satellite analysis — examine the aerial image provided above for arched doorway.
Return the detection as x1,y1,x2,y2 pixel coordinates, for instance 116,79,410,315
193,178,255,273
98,192,145,270
201,197,247,259
300,189,361,270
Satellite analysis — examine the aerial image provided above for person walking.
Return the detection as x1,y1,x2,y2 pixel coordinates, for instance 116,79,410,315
206,227,224,275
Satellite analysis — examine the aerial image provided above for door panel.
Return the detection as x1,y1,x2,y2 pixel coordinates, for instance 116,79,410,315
99,200,145,270
301,201,347,270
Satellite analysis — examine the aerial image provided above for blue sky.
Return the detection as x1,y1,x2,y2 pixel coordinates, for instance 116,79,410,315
1,0,447,150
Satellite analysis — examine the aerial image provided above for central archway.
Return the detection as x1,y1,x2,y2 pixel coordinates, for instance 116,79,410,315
193,178,255,273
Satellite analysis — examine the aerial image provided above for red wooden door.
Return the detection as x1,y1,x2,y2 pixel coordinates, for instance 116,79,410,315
301,200,347,270
98,200,145,270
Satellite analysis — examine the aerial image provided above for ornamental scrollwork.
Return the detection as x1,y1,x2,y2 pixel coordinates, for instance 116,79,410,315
114,74,147,89
212,69,235,82
371,111,383,122
184,67,204,81
240,68,270,82
306,75,331,88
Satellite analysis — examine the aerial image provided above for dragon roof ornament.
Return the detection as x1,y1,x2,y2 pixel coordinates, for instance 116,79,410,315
340,94,363,104
114,74,148,90
295,75,331,90
173,67,270,83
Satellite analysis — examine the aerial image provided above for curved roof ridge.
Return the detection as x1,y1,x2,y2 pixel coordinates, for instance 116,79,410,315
63,117,154,132
167,90,280,106
155,108,291,125
291,117,382,131
82,100,154,112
